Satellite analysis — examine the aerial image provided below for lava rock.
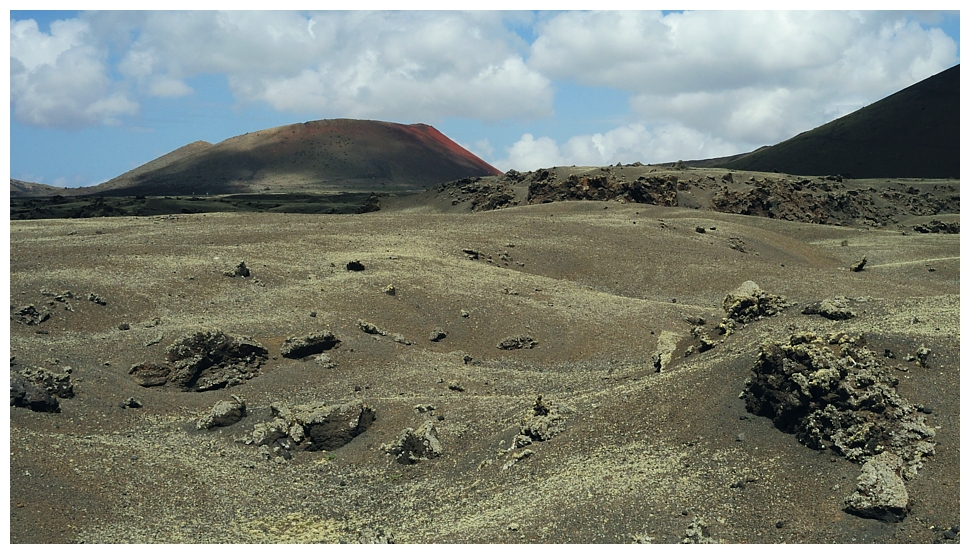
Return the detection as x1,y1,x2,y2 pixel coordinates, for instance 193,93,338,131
197,395,247,429
497,335,537,350
224,261,251,278
10,374,59,412
128,362,171,387
516,395,566,444
381,421,442,464
357,320,387,336
719,281,790,334
741,332,936,479
280,331,341,359
251,400,375,453
844,452,910,522
11,305,50,326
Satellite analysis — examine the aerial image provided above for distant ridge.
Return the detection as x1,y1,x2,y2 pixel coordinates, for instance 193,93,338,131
10,179,65,198
45,119,503,197
707,65,959,179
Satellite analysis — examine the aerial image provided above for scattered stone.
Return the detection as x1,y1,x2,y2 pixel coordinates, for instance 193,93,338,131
87,293,107,305
414,404,436,413
497,335,537,350
681,517,716,544
741,332,936,481
775,521,785,529
356,528,395,544
501,448,534,471
118,323,131,331
460,309,470,318
119,397,142,409
250,400,375,453
429,328,447,342
315,353,336,369
224,261,250,278
357,320,387,336
718,281,789,334
850,256,868,272
280,331,341,359
685,316,706,326
844,452,910,522
727,237,746,252
380,421,442,464
516,395,566,444
198,395,247,429
736,433,745,442
448,381,464,392
914,345,931,367
913,219,959,234
309,311,317,318
652,330,680,372
346,260,365,271
12,305,50,326
391,333,411,345
691,326,716,352
462,248,481,260
383,284,396,296
695,226,706,233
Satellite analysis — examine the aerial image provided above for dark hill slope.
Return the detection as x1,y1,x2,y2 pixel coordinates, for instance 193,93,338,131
716,65,959,179
81,119,502,196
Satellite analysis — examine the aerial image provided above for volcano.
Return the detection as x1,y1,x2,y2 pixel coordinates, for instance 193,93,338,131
79,119,502,196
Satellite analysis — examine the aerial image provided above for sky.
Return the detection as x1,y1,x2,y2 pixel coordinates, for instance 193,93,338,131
6,6,962,189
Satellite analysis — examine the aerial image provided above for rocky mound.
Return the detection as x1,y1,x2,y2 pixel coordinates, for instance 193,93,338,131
718,281,789,335
381,422,443,465
741,332,936,521
527,169,681,206
250,400,376,455
10,366,75,413
129,331,268,391
428,165,958,228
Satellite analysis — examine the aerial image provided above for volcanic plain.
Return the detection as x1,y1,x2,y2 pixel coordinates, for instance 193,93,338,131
9,164,960,544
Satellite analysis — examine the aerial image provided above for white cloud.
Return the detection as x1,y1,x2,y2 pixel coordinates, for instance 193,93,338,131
529,10,958,149
491,124,741,172
10,17,139,128
113,10,552,122
10,11,553,130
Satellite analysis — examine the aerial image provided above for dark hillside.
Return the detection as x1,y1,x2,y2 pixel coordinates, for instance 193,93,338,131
718,65,959,178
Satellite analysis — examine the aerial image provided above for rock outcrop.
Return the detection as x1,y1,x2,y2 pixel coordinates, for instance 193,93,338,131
129,330,268,391
250,400,375,453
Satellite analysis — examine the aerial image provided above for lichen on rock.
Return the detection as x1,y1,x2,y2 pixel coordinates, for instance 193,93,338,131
251,400,375,454
844,452,911,522
718,281,789,334
741,332,936,521
515,395,566,445
381,421,442,464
